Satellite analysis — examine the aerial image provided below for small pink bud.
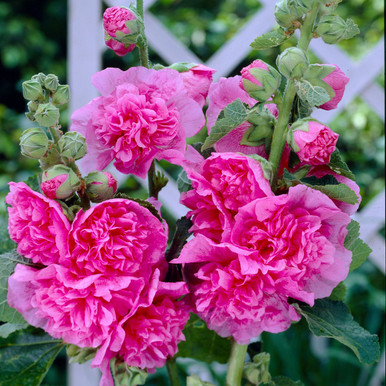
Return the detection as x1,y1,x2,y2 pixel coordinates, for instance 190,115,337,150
287,119,338,165
85,171,118,203
318,64,349,110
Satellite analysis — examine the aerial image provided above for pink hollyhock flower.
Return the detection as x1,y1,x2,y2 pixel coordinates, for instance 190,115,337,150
206,76,278,156
118,281,190,371
289,120,338,165
6,182,70,265
175,185,352,344
173,235,301,344
71,67,205,178
7,264,148,349
318,64,349,110
103,7,136,56
181,150,273,242
180,64,216,107
67,199,168,278
308,165,361,215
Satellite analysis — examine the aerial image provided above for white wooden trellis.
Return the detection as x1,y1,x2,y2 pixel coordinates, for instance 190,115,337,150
67,1,385,384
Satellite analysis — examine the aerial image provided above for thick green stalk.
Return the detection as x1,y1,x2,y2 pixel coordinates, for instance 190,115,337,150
226,341,248,386
268,2,320,190
147,160,158,199
166,359,181,386
136,0,150,68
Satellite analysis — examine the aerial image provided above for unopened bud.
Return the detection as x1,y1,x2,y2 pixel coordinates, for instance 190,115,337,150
35,103,60,127
66,345,96,365
27,101,39,113
41,165,81,200
85,171,118,203
31,73,47,85
241,109,276,146
277,47,309,79
22,80,44,101
52,85,70,105
58,132,87,161
44,74,59,92
274,0,311,29
240,60,282,102
315,15,359,44
20,128,49,159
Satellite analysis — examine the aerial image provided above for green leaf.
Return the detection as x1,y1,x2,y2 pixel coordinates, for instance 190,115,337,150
282,170,358,204
0,322,28,338
202,99,248,150
343,18,360,40
344,220,372,272
0,328,64,386
250,28,293,50
296,299,380,364
177,313,231,363
24,174,41,192
329,282,347,302
177,169,192,193
295,79,331,107
0,216,16,254
328,149,355,180
309,183,358,205
0,250,34,324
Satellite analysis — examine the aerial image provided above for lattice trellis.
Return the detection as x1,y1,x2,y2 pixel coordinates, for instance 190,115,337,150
67,3,385,384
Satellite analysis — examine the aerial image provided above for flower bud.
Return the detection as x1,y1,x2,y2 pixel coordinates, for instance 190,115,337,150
241,109,276,146
287,118,338,165
315,15,347,44
22,80,44,101
19,127,49,159
240,60,282,102
27,100,39,113
44,74,59,92
103,6,137,56
52,85,70,106
274,0,312,29
34,103,60,127
277,47,309,79
66,345,96,365
41,165,81,200
31,72,47,85
58,132,87,161
85,171,118,203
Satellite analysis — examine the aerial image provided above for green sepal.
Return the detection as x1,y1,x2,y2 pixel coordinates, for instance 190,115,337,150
110,357,148,386
177,169,192,193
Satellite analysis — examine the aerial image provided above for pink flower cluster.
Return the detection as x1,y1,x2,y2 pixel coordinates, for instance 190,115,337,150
175,151,353,344
6,182,190,386
71,66,210,178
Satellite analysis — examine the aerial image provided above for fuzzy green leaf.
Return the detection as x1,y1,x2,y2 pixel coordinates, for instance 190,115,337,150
250,28,293,50
202,99,248,150
0,328,64,386
296,299,380,364
177,314,231,363
295,79,331,107
0,250,33,324
344,220,372,272
328,150,355,180
310,183,358,205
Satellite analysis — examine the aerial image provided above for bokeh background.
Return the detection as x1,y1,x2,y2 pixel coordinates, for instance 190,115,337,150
0,0,384,385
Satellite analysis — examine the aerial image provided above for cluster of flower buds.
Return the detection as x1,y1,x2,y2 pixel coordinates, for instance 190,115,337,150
22,73,69,125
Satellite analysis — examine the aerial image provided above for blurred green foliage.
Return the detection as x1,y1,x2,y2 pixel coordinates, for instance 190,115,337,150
0,0,384,385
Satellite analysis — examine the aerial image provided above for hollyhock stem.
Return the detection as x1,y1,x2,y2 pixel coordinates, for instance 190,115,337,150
166,358,181,386
226,341,248,386
136,0,150,68
268,2,320,190
147,160,158,198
